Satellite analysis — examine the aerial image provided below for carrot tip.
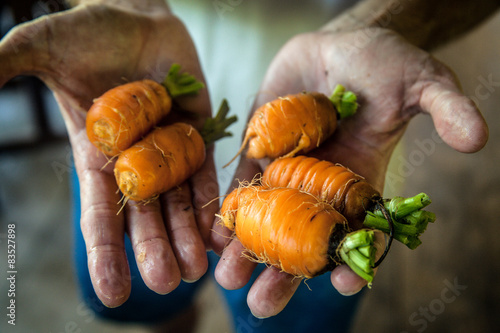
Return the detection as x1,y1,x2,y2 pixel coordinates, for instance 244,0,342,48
115,170,139,200
91,119,119,155
223,137,246,168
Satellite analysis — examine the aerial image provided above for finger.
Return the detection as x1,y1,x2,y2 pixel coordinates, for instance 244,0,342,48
78,168,131,308
209,177,239,255
214,239,257,290
189,146,220,249
330,265,369,296
0,15,53,86
162,183,208,282
246,268,302,319
125,199,181,294
419,80,489,153
210,216,234,256
210,158,263,253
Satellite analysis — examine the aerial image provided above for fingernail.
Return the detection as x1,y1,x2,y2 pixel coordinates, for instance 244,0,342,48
250,310,270,320
181,277,200,283
339,287,363,296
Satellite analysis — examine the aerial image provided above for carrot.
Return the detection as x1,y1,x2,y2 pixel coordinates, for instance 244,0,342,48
262,156,435,249
219,185,377,282
114,122,204,202
86,64,204,156
224,84,358,167
262,155,379,229
114,100,236,202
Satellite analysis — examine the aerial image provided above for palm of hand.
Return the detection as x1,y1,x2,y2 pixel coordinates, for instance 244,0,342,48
213,28,488,318
9,5,204,117
251,29,485,189
0,3,213,307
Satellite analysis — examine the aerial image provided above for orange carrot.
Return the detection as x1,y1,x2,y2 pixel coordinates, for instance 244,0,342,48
224,84,357,166
86,64,204,156
262,156,380,230
114,100,236,202
86,79,171,156
114,122,205,201
219,185,377,281
262,156,435,249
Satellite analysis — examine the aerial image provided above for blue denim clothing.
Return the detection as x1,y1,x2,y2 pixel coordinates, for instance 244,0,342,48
71,169,363,331
71,169,204,324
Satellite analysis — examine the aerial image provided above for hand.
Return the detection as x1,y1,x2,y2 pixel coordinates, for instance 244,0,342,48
211,28,488,318
0,1,216,307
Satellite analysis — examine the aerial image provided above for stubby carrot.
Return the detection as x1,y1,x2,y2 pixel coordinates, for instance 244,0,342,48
224,84,357,166
114,100,236,202
86,64,204,156
114,122,204,202
262,156,435,250
219,185,377,282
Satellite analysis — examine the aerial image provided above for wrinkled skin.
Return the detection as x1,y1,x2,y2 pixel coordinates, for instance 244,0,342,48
0,0,489,318
0,2,217,307
211,29,488,318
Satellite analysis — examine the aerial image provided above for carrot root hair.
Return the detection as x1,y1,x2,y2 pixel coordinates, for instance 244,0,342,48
116,194,130,215
99,153,119,171
223,132,249,168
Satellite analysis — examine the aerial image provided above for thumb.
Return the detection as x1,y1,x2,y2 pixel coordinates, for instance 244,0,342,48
0,15,52,87
419,81,489,153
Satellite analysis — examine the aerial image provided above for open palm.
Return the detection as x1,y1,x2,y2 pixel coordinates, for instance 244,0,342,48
212,28,488,318
0,2,216,307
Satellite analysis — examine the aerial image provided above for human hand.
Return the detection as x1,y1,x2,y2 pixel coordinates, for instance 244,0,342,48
211,28,488,318
0,0,216,307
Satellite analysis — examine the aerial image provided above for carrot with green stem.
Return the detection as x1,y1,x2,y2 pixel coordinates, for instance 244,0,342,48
86,64,205,156
114,99,236,203
262,156,435,250
224,84,358,167
219,185,379,283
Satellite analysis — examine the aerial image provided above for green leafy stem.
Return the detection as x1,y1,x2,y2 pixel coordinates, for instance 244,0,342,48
363,193,436,250
339,229,376,284
329,84,359,119
162,63,205,98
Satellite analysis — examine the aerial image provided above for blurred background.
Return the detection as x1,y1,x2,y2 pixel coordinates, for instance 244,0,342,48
351,10,500,332
0,1,499,333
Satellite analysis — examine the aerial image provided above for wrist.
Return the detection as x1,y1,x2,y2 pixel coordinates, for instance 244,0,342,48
65,0,171,13
321,0,500,50
320,0,390,33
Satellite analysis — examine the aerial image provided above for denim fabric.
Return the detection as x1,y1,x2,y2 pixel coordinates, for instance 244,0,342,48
71,169,362,330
